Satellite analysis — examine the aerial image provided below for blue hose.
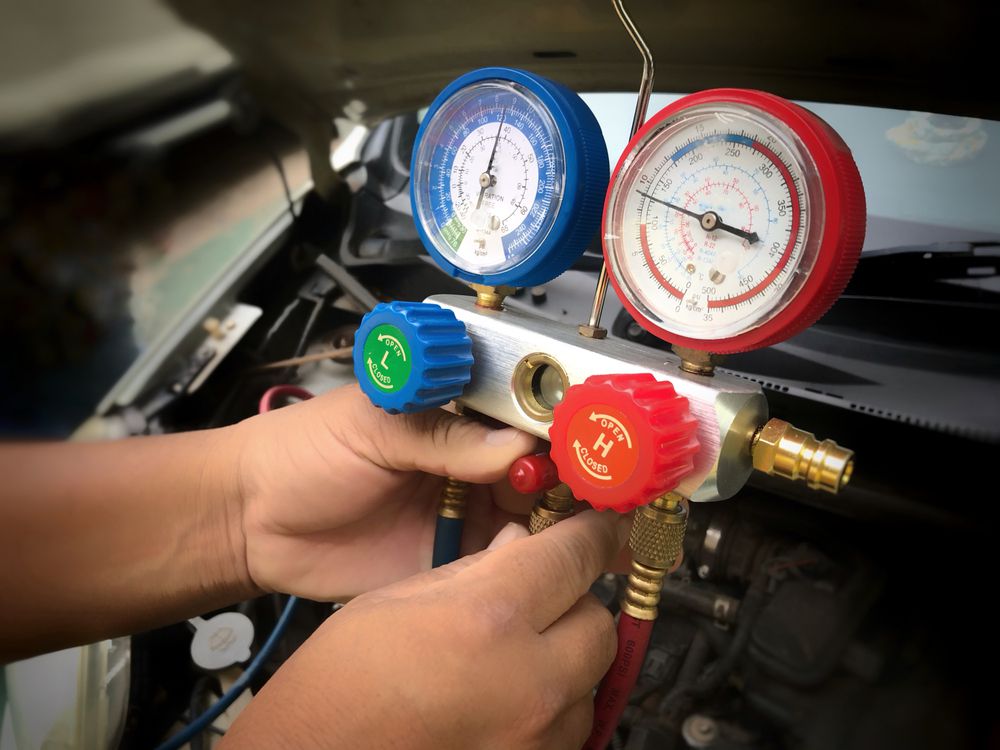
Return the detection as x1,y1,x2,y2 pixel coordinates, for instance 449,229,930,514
432,515,464,567
154,596,299,750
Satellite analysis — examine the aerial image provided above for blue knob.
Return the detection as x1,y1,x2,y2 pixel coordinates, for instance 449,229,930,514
353,301,473,414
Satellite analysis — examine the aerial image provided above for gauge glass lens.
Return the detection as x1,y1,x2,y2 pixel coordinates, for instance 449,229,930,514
413,81,566,275
606,104,824,340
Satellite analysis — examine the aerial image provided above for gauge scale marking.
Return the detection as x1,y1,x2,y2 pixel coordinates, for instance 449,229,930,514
604,89,866,353
428,88,559,271
617,111,807,340
412,67,608,288
639,130,800,304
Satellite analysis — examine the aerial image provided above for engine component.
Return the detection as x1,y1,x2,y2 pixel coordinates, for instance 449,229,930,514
188,612,254,671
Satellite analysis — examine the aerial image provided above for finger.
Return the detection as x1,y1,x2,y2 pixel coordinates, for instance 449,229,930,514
545,696,595,750
609,543,632,574
487,522,530,550
541,593,618,699
360,519,530,601
340,387,538,483
455,520,528,563
365,546,494,600
607,510,634,574
458,486,530,554
469,510,630,632
489,477,538,516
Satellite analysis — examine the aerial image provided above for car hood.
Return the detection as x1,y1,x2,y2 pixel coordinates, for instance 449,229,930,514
170,0,995,126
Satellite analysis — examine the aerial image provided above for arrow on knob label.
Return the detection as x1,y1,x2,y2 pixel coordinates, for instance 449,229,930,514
363,324,412,392
566,404,640,486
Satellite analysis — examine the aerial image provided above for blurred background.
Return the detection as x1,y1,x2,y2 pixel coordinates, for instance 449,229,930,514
0,0,315,437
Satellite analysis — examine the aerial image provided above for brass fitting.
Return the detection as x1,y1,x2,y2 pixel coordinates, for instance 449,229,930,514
470,283,517,310
621,493,688,621
528,483,576,535
671,345,721,376
577,323,608,339
437,477,469,519
751,418,854,494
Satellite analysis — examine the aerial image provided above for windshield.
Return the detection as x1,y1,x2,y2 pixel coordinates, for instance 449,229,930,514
582,93,999,250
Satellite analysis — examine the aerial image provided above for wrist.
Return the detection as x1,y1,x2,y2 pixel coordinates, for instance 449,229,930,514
200,422,262,602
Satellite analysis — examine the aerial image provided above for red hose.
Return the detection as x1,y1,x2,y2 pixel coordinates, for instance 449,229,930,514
258,385,314,414
583,613,654,750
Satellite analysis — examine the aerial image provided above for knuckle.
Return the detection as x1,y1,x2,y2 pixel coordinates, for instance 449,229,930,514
460,592,520,641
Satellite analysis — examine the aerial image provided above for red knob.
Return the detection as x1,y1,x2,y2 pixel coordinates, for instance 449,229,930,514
508,453,561,494
548,373,700,513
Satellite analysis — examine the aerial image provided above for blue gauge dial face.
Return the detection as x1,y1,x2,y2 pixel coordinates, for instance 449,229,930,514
413,80,566,275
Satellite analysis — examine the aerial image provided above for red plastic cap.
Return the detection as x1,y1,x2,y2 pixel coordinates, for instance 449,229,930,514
548,373,700,513
508,453,561,494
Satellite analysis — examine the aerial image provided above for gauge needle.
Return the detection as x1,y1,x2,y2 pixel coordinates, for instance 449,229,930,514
477,109,506,210
637,190,760,244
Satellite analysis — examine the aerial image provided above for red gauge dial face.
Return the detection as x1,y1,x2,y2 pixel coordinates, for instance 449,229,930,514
603,89,866,353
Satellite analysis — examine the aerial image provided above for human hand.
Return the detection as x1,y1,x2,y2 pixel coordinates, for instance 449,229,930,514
233,384,539,600
221,510,628,750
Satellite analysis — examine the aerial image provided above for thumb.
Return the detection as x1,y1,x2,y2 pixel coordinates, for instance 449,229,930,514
343,388,538,483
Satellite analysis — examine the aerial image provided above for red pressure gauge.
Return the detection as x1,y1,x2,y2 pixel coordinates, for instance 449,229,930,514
602,89,866,353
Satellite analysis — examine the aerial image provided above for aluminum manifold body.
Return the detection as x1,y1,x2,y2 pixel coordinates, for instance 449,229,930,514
427,294,767,502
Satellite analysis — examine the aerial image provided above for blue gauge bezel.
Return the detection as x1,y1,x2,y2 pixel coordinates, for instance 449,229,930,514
410,66,608,288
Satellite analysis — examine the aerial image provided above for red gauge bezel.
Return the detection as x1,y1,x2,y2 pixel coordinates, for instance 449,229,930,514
602,88,866,354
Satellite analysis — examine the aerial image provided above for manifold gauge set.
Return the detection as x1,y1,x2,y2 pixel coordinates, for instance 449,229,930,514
352,60,865,747
353,65,865,513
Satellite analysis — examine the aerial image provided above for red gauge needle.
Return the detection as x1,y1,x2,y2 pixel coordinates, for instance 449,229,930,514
477,109,506,210
637,190,760,244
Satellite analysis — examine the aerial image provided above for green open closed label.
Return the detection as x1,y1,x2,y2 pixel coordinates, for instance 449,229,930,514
362,324,412,393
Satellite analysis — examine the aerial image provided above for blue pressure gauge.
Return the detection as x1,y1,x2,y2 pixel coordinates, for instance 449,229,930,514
411,67,609,287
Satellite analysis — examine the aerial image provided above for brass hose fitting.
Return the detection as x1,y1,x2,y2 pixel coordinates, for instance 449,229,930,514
751,418,854,494
470,283,517,310
437,477,470,519
528,483,576,535
621,492,688,621
671,345,721,377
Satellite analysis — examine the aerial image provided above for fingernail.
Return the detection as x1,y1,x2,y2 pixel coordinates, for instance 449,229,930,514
616,515,633,547
485,426,523,446
487,522,529,550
